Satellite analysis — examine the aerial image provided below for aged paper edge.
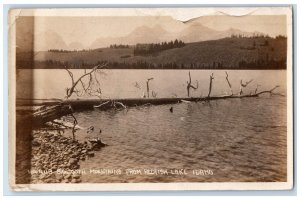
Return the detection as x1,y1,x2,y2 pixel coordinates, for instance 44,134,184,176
8,7,294,192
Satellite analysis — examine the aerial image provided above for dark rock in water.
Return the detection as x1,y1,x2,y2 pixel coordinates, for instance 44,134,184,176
170,106,173,113
88,138,107,150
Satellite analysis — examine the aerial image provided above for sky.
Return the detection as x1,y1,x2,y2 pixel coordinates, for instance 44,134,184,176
16,14,287,51
194,15,287,35
32,15,287,46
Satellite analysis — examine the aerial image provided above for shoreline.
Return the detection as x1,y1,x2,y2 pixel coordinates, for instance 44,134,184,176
30,129,104,183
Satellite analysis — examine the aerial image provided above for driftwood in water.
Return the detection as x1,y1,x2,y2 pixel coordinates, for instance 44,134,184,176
16,104,73,127
16,85,282,113
16,99,63,106
32,104,73,126
62,86,282,110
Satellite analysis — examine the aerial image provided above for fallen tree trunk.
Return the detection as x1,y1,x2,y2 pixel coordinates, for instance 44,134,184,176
16,86,283,113
63,90,283,110
17,104,73,127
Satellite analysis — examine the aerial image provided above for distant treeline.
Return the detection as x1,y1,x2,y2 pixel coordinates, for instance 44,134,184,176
48,49,95,53
133,39,185,56
19,57,286,70
109,44,130,48
238,58,286,69
230,33,287,39
18,37,286,70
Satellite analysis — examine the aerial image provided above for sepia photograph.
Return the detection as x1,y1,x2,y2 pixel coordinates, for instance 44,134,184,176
8,7,293,191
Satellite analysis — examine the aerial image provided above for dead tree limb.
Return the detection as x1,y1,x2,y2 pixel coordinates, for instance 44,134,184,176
186,71,198,97
68,109,78,140
225,71,233,95
94,100,110,108
114,101,127,109
207,73,214,97
142,103,153,107
146,78,154,98
50,120,70,129
152,91,158,98
65,63,107,99
239,79,253,95
255,85,280,96
134,82,141,89
65,68,75,86
254,84,261,94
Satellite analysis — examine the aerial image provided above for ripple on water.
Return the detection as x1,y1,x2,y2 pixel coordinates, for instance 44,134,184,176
62,96,287,183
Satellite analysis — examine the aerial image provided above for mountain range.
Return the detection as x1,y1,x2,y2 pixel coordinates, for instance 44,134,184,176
89,23,261,50
18,23,263,52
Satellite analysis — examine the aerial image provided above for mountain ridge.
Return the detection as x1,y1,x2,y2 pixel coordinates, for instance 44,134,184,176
17,36,287,70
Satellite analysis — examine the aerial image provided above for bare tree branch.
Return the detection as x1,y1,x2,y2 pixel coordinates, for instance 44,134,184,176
65,63,107,99
65,67,74,86
151,91,158,98
114,101,127,109
241,79,253,87
239,79,253,95
146,78,154,98
186,71,198,97
94,101,110,108
254,84,261,94
134,82,141,89
225,71,233,95
207,73,214,97
255,85,280,96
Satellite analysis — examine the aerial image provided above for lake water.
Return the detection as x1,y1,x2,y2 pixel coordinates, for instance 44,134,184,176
17,69,286,99
17,69,287,182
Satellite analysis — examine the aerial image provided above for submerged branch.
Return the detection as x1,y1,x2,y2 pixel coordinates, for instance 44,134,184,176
94,101,110,108
114,101,127,109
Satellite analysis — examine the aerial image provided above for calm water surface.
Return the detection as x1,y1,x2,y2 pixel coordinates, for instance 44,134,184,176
71,96,287,183
17,69,287,182
17,69,286,99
